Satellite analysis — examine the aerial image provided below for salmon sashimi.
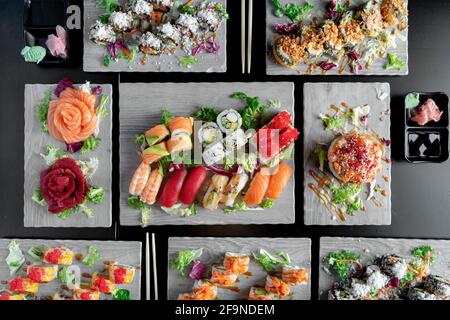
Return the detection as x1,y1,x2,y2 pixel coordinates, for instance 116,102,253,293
129,162,151,196
178,166,208,205
243,168,271,206
47,89,98,144
145,124,170,145
264,161,293,200
158,167,188,208
167,117,193,136
140,167,164,205
166,133,192,154
141,141,169,165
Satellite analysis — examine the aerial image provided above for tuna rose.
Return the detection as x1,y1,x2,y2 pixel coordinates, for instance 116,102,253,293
40,158,88,213
47,87,98,144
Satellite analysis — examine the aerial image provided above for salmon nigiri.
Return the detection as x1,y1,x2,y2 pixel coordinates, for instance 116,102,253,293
167,117,193,136
140,165,164,205
129,162,151,196
264,161,292,200
243,168,271,206
145,124,170,145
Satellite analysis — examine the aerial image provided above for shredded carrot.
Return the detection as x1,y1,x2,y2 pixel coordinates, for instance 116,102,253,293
152,11,162,23
122,47,133,59
183,0,194,9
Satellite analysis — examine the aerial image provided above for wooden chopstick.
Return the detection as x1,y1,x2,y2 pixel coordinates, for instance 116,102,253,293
145,233,150,300
241,0,246,73
247,0,253,73
152,233,159,300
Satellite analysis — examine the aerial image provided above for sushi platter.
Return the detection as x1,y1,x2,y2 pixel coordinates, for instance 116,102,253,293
167,237,311,300
24,82,113,228
83,0,228,72
119,82,297,226
0,239,141,300
266,0,409,76
303,82,391,225
319,237,450,300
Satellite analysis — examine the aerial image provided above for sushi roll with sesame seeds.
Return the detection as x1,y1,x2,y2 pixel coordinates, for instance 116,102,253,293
140,31,164,55
176,14,200,36
157,22,181,46
109,11,133,32
89,21,116,45
128,0,154,18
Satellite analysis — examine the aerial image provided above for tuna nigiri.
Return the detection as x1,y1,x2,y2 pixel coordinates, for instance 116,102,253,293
129,162,151,196
243,168,271,206
145,124,170,145
221,173,249,206
179,166,208,205
264,161,293,200
140,166,164,205
158,167,188,208
202,174,229,210
167,117,193,136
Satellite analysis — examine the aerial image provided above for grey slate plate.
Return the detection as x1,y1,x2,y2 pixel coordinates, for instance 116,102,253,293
303,82,391,225
0,239,141,300
266,0,409,76
24,84,112,227
119,82,296,226
83,0,227,73
319,237,450,300
168,237,311,300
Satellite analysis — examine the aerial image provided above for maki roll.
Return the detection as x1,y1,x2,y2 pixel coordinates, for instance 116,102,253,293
192,280,218,300
109,11,133,32
26,265,58,283
264,275,290,298
407,287,437,300
217,109,242,135
202,174,229,210
380,0,408,30
422,275,450,299
356,0,383,37
273,35,306,67
248,287,274,300
203,142,225,166
150,0,174,13
145,124,170,146
198,122,223,146
0,292,24,300
197,4,223,32
108,263,136,285
364,265,389,292
167,133,193,154
221,173,249,206
140,32,164,55
91,273,115,294
157,22,181,46
223,129,247,154
374,254,408,280
178,292,195,300
328,282,354,300
142,142,169,164
168,117,193,136
128,0,154,18
338,12,364,48
43,246,73,265
9,278,39,294
301,25,325,58
210,265,238,286
282,265,309,285
322,20,344,59
223,252,250,274
89,21,116,45
176,14,200,36
73,288,100,300
348,278,371,299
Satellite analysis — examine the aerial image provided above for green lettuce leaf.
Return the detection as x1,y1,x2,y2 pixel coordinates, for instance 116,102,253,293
6,241,25,276
253,249,290,272
82,246,101,267
170,248,203,277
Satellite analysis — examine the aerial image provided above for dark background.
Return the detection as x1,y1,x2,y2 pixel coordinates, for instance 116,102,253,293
0,0,449,301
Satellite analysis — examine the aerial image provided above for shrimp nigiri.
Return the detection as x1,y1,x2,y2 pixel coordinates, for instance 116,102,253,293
158,167,188,208
243,168,271,206
264,161,292,200
140,165,164,205
129,162,151,196
179,166,208,205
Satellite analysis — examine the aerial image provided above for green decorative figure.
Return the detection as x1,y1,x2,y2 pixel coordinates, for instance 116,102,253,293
21,46,46,64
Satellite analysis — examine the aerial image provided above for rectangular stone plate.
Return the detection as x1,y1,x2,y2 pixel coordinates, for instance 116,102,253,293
83,0,227,72
0,239,141,300
319,237,450,300
266,0,408,75
168,237,311,300
119,82,296,226
303,82,391,225
24,84,112,227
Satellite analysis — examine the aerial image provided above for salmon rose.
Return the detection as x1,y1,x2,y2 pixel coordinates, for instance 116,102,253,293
40,158,88,213
47,87,98,144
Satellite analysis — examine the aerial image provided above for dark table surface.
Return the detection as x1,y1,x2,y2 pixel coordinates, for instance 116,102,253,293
0,0,449,300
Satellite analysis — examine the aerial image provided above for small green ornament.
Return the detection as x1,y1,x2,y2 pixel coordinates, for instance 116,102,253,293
21,46,46,64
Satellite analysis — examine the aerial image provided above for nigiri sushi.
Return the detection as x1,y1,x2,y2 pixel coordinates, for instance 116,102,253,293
248,287,275,300
43,246,73,265
264,275,290,298
108,263,136,284
145,124,170,146
167,133,193,154
221,173,249,206
282,265,309,285
243,168,271,206
129,162,151,196
192,280,218,300
210,265,238,286
223,252,250,274
158,167,188,208
202,174,229,210
179,166,208,205
73,288,100,300
167,117,193,136
264,161,293,200
140,166,164,205
27,265,57,283
91,273,115,294
142,141,169,164
9,278,39,294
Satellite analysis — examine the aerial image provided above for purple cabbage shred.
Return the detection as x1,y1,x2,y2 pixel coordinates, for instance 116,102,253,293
91,86,102,95
66,142,83,154
107,41,125,59
189,261,205,280
274,23,298,35
54,77,74,97
318,61,337,71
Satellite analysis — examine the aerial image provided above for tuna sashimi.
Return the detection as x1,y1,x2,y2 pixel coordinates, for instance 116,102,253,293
179,166,208,205
411,98,443,126
158,167,188,207
243,168,271,206
264,161,293,200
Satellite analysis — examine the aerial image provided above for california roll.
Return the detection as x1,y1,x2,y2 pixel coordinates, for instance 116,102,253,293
198,122,222,146
217,109,242,135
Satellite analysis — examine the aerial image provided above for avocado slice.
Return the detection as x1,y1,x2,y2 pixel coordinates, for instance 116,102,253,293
143,142,169,156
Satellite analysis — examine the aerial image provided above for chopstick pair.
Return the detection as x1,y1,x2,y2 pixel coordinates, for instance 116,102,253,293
241,0,253,73
145,233,158,300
